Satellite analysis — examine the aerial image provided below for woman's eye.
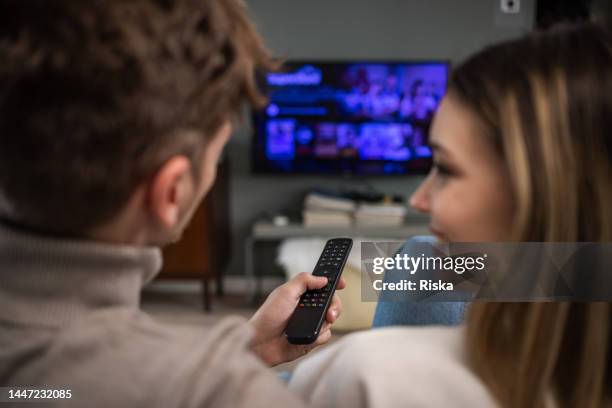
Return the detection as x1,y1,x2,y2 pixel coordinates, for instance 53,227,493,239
433,163,453,177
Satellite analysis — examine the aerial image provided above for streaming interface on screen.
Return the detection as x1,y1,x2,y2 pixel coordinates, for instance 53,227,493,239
252,61,449,175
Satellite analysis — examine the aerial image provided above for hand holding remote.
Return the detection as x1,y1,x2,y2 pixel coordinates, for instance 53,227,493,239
249,272,346,366
285,238,353,345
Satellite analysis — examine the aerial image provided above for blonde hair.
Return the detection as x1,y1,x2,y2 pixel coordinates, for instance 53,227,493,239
449,23,612,408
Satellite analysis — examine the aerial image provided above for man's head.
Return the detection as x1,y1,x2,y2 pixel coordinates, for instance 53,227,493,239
0,0,272,245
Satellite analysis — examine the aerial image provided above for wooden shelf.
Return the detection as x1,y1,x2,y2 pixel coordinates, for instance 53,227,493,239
251,219,429,239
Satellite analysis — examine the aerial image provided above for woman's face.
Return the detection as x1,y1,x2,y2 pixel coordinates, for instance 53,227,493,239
410,95,515,242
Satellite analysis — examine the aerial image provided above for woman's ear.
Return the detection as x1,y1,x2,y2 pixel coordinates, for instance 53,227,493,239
147,155,193,230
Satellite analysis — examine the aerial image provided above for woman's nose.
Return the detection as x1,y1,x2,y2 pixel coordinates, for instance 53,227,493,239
409,174,432,214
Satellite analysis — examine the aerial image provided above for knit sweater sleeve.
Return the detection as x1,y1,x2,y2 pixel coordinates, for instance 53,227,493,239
289,326,498,408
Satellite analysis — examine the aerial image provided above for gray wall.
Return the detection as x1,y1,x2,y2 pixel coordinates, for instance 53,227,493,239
226,0,534,276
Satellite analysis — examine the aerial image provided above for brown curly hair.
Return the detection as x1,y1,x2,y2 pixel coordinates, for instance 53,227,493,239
0,0,273,235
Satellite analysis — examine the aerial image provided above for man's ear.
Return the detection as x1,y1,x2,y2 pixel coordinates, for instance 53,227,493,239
147,155,193,230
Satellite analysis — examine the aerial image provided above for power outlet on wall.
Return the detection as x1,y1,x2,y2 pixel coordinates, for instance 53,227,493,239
500,0,521,14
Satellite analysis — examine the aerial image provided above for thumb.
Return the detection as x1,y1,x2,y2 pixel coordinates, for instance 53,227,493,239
292,272,328,295
286,273,328,299
306,274,328,290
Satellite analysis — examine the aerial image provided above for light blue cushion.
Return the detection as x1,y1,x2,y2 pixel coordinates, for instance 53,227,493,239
372,236,467,327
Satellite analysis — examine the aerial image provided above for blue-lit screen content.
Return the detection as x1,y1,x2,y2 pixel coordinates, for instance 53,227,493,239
252,62,448,175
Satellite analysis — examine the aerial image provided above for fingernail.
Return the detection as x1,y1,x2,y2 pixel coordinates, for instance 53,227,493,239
331,309,337,318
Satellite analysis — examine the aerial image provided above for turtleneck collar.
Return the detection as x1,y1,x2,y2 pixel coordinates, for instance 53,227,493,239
0,220,162,327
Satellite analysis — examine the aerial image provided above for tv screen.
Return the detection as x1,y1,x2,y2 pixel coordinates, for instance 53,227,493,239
252,61,449,175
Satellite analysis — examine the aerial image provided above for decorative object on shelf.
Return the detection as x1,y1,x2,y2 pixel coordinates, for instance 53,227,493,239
302,190,356,227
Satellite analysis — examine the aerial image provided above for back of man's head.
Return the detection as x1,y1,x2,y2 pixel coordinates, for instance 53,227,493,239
0,0,271,236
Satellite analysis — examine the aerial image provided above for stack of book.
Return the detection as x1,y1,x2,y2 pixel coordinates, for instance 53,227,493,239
354,203,407,226
302,190,408,227
302,192,356,227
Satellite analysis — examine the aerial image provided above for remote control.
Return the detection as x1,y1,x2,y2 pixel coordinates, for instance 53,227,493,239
284,238,353,345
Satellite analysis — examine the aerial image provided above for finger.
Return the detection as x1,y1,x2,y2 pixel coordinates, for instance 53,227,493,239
326,295,342,323
336,277,347,290
320,320,331,332
312,327,332,347
288,272,327,298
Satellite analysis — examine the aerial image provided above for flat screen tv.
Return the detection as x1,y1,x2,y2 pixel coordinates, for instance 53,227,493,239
251,61,449,175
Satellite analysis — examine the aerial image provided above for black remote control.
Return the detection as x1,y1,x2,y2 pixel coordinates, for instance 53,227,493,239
284,238,353,345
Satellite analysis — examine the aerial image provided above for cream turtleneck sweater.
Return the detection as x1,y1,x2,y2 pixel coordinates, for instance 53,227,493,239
0,221,303,407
